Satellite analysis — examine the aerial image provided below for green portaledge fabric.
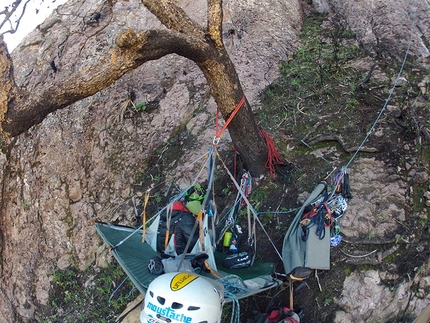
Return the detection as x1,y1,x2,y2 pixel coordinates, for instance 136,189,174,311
95,222,279,298
95,222,159,295
214,252,275,280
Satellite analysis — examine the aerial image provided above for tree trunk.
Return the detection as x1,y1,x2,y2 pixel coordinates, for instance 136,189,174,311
196,49,268,175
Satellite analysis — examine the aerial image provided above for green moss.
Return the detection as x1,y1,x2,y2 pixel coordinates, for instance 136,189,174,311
344,267,352,276
39,18,62,34
20,40,43,49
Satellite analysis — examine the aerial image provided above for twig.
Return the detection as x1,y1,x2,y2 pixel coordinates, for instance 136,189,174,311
307,134,378,153
297,101,309,116
341,237,400,245
315,270,322,292
302,121,322,142
339,248,377,258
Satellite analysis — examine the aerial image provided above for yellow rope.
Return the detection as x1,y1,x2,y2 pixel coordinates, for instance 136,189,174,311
141,190,150,243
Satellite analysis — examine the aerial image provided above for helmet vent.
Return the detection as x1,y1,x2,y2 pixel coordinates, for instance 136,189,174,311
187,306,201,311
156,314,172,322
171,302,183,309
157,296,166,305
149,291,154,298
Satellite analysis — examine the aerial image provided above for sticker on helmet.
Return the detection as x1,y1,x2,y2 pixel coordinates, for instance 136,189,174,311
170,272,199,291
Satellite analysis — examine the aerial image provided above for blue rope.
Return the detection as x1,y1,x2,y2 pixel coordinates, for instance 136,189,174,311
224,291,241,323
109,277,136,303
218,275,247,323
218,274,248,295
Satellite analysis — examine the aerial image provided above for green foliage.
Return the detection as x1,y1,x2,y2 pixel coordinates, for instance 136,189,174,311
43,263,138,323
134,101,147,112
250,187,268,203
153,191,163,203
323,297,333,306
22,201,31,210
151,173,163,183
221,187,230,196
344,267,352,276
258,14,366,135
221,303,233,322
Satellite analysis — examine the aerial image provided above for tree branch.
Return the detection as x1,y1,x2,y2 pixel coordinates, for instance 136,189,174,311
142,0,205,37
207,0,223,48
0,35,17,143
1,28,212,139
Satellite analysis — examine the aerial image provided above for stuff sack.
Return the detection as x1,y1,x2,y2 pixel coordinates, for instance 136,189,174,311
222,249,255,269
156,202,186,252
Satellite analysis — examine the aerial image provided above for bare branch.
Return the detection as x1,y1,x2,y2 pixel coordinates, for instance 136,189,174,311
0,0,31,35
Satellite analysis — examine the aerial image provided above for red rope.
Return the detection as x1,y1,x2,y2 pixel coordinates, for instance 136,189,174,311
259,127,284,177
233,146,238,180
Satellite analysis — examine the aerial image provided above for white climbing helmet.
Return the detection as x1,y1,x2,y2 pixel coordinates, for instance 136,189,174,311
140,272,224,323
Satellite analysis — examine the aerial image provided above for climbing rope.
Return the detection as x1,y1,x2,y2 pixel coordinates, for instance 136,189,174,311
345,29,413,168
216,274,247,323
216,149,284,261
109,277,136,303
218,274,248,295
224,291,241,323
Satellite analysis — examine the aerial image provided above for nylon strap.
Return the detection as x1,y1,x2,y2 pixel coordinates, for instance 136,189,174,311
164,203,173,250
141,190,150,243
215,95,245,142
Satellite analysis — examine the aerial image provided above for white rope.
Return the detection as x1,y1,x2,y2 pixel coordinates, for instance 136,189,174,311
346,8,415,168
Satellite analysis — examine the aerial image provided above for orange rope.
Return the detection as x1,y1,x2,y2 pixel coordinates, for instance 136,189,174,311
215,95,246,139
141,190,150,243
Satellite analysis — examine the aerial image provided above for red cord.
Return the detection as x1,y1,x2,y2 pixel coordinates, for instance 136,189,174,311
259,127,284,177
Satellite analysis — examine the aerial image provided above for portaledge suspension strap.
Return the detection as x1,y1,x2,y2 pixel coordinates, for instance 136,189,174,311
214,95,245,144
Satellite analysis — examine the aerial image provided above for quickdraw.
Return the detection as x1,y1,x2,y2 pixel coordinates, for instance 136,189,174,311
300,202,333,241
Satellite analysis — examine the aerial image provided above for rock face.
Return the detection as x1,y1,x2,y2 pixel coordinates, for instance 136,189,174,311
311,0,430,61
0,0,429,322
334,159,430,322
334,268,430,323
342,158,408,239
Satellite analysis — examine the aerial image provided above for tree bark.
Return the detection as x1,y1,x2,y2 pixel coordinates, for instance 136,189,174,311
0,0,269,175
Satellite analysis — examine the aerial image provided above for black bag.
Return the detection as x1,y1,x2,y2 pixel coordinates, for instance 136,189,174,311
174,212,199,255
190,253,210,273
222,249,254,269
